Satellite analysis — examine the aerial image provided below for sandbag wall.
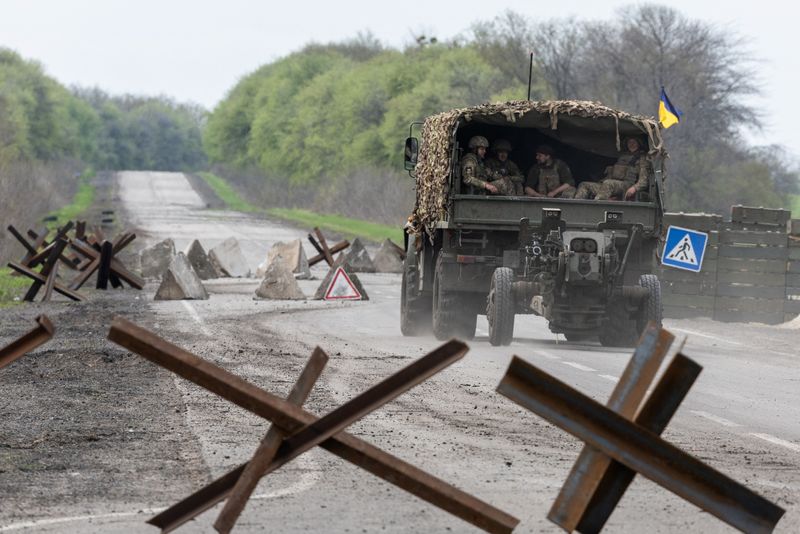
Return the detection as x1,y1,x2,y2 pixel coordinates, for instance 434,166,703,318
659,206,799,324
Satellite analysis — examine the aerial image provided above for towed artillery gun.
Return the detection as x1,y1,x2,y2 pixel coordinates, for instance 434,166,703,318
401,100,666,346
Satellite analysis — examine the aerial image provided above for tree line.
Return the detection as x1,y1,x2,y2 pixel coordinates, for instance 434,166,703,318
204,5,798,215
1,4,797,217
0,48,206,171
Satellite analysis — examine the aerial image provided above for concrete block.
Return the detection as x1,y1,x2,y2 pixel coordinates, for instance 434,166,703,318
140,238,176,279
209,237,251,278
372,239,404,273
184,239,220,280
155,253,209,300
339,237,375,273
255,258,306,300
256,239,312,279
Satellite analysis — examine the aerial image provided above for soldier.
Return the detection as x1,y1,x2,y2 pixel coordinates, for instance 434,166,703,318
524,145,576,198
461,135,493,194
485,139,524,195
461,136,511,195
574,137,651,200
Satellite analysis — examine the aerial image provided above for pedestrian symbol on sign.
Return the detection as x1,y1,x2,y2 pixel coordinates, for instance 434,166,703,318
661,226,708,273
666,235,698,265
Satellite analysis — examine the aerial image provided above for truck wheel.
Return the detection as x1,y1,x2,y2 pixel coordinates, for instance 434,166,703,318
400,237,430,336
637,274,663,332
430,252,477,340
487,267,515,346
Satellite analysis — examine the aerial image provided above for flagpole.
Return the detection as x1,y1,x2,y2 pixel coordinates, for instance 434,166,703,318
527,52,534,101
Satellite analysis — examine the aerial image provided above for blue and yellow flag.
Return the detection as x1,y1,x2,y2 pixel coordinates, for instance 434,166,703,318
658,87,683,129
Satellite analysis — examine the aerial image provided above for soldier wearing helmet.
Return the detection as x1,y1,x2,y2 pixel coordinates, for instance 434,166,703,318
574,137,651,200
461,135,503,195
524,144,576,198
485,139,523,195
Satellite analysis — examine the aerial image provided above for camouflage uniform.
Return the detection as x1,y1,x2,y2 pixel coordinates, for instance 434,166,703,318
461,153,491,192
461,136,515,195
485,158,524,195
525,159,576,198
574,152,651,200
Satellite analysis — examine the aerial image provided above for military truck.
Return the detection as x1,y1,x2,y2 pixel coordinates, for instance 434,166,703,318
400,100,666,347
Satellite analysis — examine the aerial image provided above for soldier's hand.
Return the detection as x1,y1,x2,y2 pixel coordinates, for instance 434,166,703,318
485,183,498,194
547,190,559,198
625,186,636,199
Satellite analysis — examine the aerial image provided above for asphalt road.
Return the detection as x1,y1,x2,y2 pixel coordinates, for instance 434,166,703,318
3,171,798,533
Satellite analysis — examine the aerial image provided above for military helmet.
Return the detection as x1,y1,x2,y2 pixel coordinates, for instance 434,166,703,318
535,144,554,157
468,136,489,149
493,139,512,152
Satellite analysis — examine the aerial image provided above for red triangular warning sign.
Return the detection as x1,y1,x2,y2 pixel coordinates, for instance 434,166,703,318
324,267,362,300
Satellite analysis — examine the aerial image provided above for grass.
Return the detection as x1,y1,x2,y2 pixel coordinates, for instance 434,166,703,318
266,208,403,244
45,169,96,230
0,267,32,306
197,171,260,213
197,172,403,243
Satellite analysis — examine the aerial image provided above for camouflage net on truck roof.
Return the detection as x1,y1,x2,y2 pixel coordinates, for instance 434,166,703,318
410,100,664,239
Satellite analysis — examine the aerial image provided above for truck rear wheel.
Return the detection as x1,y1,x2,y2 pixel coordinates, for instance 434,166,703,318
637,274,663,331
400,236,430,336
487,267,515,346
432,252,476,340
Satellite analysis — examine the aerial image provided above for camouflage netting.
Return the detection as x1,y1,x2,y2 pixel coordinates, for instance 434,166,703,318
410,100,665,239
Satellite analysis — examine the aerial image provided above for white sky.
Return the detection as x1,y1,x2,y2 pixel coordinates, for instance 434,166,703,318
1,0,797,157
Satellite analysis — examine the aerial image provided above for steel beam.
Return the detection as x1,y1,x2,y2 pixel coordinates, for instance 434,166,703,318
576,353,701,533
497,356,785,534
214,348,327,533
108,317,519,534
548,324,675,530
0,315,54,370
8,261,84,301
24,238,67,301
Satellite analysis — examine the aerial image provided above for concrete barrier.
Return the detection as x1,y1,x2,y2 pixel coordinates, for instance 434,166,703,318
372,239,404,273
255,258,306,300
184,239,220,280
209,237,251,278
338,238,375,273
140,238,176,279
256,239,311,279
155,253,209,300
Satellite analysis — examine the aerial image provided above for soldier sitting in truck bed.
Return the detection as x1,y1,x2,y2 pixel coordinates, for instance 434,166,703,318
461,136,515,195
485,139,524,195
574,137,651,200
524,145,576,199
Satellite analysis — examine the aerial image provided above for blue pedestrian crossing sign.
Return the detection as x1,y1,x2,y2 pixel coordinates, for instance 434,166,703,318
661,226,708,272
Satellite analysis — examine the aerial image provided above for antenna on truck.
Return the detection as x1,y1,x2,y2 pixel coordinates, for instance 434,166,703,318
527,51,534,101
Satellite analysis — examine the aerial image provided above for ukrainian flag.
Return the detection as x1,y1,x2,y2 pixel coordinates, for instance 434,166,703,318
658,87,683,129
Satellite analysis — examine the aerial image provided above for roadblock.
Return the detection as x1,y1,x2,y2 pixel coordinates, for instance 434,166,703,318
107,317,519,534
5,221,142,302
497,323,785,533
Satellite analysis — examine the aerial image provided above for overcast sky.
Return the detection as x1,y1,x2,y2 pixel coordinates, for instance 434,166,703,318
1,0,796,157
